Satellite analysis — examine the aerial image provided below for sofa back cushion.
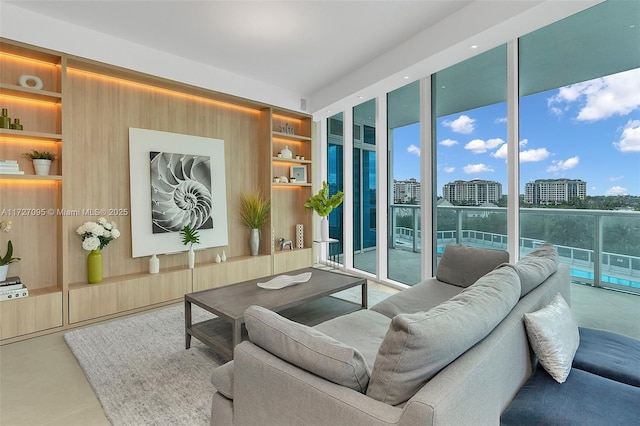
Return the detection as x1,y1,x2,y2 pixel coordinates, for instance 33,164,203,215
512,243,559,298
244,305,370,392
436,244,509,287
366,266,521,405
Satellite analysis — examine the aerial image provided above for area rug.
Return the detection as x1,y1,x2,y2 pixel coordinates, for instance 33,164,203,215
64,304,222,426
64,285,392,425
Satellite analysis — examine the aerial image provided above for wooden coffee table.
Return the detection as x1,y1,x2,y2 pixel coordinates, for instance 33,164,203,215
185,267,367,360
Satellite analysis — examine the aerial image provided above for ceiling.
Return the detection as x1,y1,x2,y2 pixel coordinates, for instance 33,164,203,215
5,0,471,98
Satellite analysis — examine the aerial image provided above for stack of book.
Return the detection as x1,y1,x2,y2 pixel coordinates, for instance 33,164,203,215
0,276,29,301
0,159,24,175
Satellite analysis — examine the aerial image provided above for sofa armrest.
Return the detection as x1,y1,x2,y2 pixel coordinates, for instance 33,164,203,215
232,341,426,426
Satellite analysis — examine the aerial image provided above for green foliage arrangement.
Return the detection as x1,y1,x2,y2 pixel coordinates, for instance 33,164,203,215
240,191,271,229
180,225,200,248
23,150,57,161
304,181,344,217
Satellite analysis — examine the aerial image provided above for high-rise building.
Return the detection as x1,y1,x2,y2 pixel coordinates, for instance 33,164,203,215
393,178,421,204
442,179,502,205
524,179,587,205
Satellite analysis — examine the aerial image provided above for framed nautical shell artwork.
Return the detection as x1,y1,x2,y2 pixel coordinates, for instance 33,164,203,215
128,128,229,257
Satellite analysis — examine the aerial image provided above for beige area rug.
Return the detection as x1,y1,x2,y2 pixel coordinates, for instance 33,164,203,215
64,285,392,425
64,304,223,426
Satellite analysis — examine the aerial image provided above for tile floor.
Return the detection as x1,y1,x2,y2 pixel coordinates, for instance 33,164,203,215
0,281,637,426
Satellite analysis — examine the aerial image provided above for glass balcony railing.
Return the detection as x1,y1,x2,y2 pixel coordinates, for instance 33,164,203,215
389,204,640,293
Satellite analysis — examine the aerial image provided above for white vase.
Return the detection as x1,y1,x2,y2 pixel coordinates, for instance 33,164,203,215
320,217,330,241
149,254,159,274
0,264,8,281
188,247,195,269
221,250,227,262
215,253,221,263
250,228,260,256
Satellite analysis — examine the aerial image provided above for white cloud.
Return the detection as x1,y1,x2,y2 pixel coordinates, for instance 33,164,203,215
548,68,640,121
439,138,458,147
520,148,551,163
492,141,549,162
492,144,508,159
546,156,579,172
463,163,494,174
443,167,455,173
465,138,504,154
605,186,629,196
495,116,507,124
407,144,421,156
609,176,624,182
613,119,640,152
443,115,476,134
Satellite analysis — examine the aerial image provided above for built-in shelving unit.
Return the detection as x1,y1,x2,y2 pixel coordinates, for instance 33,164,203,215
0,38,315,343
0,39,64,341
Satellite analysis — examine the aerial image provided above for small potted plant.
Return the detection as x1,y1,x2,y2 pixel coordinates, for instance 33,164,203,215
304,181,344,241
239,190,270,256
180,225,200,268
23,149,56,176
0,220,19,281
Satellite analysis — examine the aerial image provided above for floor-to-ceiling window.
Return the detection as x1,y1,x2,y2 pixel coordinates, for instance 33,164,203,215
387,81,421,284
353,99,377,274
327,113,344,262
519,0,640,293
432,45,508,274
321,0,638,297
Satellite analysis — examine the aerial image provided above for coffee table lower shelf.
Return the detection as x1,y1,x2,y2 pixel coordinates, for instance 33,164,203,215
187,296,363,360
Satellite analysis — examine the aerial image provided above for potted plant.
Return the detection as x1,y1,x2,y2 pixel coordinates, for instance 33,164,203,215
304,181,344,241
0,220,19,281
180,225,200,268
239,190,270,256
23,149,56,176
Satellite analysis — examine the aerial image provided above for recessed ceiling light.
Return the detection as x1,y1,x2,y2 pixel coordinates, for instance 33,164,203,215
403,76,410,79
357,96,364,99
469,44,478,49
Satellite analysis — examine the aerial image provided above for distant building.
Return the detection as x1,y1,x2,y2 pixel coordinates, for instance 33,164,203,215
524,179,587,205
394,178,420,204
443,179,502,206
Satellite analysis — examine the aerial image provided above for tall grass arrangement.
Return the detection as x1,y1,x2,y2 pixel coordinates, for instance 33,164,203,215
239,190,270,229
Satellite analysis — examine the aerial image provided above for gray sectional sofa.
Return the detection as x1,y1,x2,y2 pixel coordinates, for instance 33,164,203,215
209,244,569,426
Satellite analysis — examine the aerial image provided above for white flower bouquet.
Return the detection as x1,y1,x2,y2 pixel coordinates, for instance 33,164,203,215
76,217,121,251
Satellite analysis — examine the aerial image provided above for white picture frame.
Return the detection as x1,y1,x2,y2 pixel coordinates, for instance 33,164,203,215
129,128,229,258
290,165,307,183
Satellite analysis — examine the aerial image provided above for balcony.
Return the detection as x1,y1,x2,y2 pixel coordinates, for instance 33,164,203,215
386,205,640,294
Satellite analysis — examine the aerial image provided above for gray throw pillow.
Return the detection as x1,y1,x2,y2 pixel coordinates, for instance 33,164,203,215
244,305,370,392
524,293,579,383
366,266,521,405
436,244,510,287
513,243,559,298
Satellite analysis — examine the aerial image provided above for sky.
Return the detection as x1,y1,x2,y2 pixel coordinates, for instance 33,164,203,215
393,68,640,197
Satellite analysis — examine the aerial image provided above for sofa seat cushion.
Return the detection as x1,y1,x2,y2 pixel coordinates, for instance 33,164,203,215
366,266,521,405
512,243,559,297
436,244,509,288
244,305,370,393
314,309,392,368
501,365,640,426
370,278,463,318
573,327,640,387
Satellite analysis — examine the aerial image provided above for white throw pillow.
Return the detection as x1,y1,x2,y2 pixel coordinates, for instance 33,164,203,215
524,293,580,383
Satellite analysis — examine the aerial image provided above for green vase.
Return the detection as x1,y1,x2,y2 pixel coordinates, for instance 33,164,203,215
0,108,10,129
87,249,103,284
